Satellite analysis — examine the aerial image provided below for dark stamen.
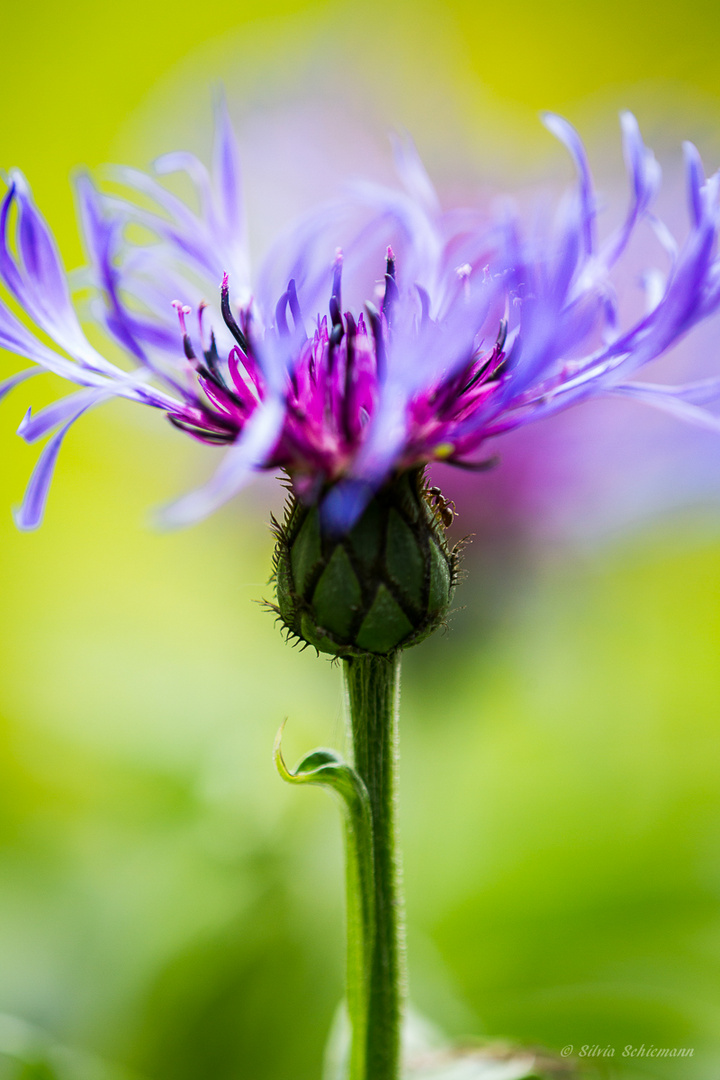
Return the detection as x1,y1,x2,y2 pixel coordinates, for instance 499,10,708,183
287,279,303,331
168,414,236,444
172,301,197,361
460,320,511,395
329,322,344,348
182,334,196,362
275,291,289,336
492,321,511,378
459,364,488,397
195,362,246,408
427,350,479,418
342,312,357,443
220,273,249,353
191,316,239,399
329,254,344,342
416,284,431,325
382,245,398,328
365,301,386,382
331,252,343,318
446,454,500,472
204,330,221,375
329,294,343,332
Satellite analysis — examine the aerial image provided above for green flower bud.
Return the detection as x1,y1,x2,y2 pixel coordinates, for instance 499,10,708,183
271,471,459,656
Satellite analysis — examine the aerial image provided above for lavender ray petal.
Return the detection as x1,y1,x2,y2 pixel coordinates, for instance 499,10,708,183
617,376,720,405
18,387,109,443
13,172,74,316
110,166,203,236
156,398,285,528
542,112,596,257
212,92,245,241
155,152,214,220
0,182,32,302
683,141,706,227
8,174,115,367
0,302,108,384
0,366,40,403
609,382,720,432
100,198,220,281
389,131,441,215
75,174,149,363
321,478,376,534
13,398,98,530
620,111,661,213
601,112,661,267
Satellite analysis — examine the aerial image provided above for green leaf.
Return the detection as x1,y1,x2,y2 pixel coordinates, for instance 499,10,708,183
274,724,375,1080
274,728,366,816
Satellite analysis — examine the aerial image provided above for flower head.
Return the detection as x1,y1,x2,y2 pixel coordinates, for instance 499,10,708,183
2,105,720,535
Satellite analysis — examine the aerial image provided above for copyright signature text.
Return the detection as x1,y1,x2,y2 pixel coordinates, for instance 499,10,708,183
560,1044,694,1059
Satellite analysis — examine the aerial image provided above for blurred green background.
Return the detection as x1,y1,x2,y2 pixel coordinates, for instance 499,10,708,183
2,0,720,1078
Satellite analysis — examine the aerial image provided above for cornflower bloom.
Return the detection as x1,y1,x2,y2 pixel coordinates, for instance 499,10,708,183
2,108,720,541
3,104,720,1080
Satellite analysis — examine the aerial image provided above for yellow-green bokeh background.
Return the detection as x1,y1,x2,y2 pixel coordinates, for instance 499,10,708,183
2,1,720,1077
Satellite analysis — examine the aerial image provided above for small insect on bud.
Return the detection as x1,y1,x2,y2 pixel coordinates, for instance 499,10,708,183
271,471,460,656
426,485,456,529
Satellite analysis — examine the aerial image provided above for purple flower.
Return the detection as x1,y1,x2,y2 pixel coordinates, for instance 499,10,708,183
2,105,720,532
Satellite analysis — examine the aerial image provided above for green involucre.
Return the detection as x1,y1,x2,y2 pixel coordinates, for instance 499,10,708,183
271,471,459,656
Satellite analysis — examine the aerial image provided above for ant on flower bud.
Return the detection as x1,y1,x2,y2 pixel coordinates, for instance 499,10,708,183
426,486,456,528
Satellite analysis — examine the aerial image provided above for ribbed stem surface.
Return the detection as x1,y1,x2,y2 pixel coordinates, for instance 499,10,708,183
343,653,404,1080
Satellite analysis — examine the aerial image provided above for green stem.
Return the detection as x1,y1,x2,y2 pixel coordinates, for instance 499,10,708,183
343,652,404,1080
341,780,374,1080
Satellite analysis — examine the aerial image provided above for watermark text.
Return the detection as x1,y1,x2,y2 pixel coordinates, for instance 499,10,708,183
560,1043,694,1059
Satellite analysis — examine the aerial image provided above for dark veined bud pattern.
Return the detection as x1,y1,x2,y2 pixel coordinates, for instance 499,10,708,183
271,471,460,657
